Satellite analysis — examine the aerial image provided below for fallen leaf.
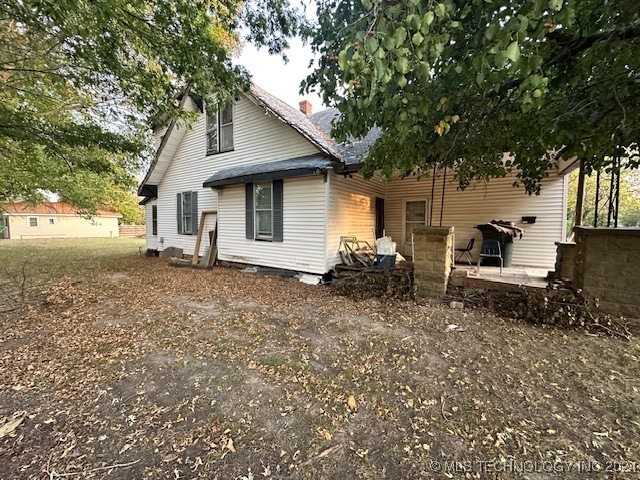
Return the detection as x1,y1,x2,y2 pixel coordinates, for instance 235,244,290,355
347,395,357,411
226,438,236,453
0,416,24,438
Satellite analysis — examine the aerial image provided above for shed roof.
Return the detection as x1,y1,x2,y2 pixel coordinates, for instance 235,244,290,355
203,154,334,188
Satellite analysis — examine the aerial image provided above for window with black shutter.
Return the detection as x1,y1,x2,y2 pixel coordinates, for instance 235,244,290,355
177,191,198,235
245,180,283,242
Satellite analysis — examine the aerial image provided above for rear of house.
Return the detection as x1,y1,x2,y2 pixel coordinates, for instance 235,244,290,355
1,202,121,239
324,169,566,270
139,85,568,274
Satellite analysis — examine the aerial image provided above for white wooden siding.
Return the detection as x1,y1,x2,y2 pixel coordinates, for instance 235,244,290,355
145,200,157,250
325,171,384,270
384,171,566,268
218,176,327,274
153,94,321,257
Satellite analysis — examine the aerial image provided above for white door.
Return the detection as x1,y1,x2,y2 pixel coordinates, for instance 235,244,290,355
402,199,428,256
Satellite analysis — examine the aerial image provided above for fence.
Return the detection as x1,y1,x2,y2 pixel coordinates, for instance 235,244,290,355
119,225,146,238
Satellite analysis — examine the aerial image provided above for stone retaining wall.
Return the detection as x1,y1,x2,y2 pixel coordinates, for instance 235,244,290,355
573,227,640,318
413,226,454,297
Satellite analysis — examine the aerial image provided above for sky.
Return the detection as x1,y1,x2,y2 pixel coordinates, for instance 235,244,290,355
237,38,324,111
236,1,326,113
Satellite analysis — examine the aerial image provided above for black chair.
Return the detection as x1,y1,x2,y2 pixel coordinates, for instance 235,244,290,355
455,238,475,264
477,239,503,275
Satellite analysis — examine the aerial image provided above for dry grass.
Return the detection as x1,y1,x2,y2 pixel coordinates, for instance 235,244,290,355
0,238,639,479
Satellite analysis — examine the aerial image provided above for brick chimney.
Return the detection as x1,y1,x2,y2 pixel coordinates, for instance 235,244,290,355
299,100,313,116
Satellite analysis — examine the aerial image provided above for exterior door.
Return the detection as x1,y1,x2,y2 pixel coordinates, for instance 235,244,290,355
402,199,428,256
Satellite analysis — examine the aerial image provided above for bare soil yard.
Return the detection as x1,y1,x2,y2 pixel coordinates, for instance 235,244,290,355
1,239,639,479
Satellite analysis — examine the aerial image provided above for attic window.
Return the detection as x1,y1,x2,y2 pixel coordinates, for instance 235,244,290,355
206,105,234,155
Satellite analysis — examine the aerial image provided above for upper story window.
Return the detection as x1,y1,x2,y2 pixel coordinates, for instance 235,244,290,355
206,105,234,155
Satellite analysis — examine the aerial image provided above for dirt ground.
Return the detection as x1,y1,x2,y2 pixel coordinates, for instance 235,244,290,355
1,240,639,479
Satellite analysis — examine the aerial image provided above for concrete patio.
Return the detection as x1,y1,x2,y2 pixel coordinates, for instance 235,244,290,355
451,262,550,291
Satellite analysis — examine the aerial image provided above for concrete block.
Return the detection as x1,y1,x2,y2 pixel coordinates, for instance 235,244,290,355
161,246,184,259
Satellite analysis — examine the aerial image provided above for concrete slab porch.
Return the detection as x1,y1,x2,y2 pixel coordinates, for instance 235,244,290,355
450,263,549,291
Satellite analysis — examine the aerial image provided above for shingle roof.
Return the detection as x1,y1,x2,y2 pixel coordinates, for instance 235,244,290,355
247,85,342,159
203,154,334,188
310,108,381,166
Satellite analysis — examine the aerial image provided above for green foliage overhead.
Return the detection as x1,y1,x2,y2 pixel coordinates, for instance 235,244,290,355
1,0,306,208
305,0,640,193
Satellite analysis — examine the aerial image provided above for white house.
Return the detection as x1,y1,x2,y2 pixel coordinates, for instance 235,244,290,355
139,85,569,274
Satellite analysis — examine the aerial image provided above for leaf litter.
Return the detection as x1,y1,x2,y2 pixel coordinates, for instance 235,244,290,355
0,244,639,479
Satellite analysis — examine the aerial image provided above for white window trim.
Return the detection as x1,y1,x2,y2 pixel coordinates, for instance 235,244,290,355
182,192,193,235
206,104,234,155
28,217,39,227
48,218,55,225
254,181,274,240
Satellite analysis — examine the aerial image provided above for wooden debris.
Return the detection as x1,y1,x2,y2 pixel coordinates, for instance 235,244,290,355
338,236,375,268
332,263,414,300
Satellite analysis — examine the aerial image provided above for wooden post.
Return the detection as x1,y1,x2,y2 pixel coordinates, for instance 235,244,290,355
574,158,586,229
191,210,217,265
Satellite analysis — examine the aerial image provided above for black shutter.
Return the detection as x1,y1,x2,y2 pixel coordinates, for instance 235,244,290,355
191,191,198,235
176,192,183,234
273,179,283,242
245,183,254,239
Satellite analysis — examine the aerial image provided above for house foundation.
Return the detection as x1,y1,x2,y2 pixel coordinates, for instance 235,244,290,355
573,227,640,319
413,226,454,297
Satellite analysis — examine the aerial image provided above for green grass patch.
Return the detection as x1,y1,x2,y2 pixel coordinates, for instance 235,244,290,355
0,237,146,284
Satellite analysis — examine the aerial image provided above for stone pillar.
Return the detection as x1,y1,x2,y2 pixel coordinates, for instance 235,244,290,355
574,227,640,319
413,226,454,297
554,241,576,281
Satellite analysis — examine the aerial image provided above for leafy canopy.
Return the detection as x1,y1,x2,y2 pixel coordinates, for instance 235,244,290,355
305,0,640,193
1,0,306,209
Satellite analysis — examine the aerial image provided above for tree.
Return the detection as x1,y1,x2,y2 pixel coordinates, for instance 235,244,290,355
1,0,306,209
304,0,640,193
567,164,640,231
103,187,146,225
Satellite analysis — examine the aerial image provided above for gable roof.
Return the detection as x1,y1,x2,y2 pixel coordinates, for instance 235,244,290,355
138,84,343,196
2,201,121,218
244,85,342,159
310,108,380,167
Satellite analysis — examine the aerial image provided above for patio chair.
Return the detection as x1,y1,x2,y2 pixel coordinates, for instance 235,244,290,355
454,238,475,264
477,239,503,275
